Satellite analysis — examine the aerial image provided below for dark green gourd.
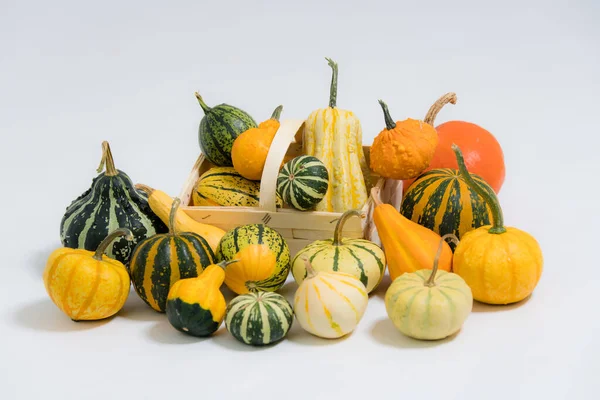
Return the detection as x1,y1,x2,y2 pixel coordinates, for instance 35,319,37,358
59,141,167,265
195,92,257,167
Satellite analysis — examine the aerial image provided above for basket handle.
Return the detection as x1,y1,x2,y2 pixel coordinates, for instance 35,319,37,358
259,119,306,212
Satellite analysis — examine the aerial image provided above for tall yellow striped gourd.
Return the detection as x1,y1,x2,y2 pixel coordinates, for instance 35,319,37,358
293,258,368,339
302,58,370,212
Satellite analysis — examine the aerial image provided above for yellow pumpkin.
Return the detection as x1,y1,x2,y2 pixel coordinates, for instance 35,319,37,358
43,228,133,321
231,105,283,181
302,58,370,212
452,145,543,304
223,244,277,295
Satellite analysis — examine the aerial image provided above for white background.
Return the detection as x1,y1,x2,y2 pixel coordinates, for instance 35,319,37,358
1,1,599,399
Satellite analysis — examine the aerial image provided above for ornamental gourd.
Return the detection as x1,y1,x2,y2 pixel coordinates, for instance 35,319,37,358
129,198,216,312
225,291,294,346
60,142,167,265
277,155,329,211
371,187,452,281
136,184,225,252
223,244,277,295
44,228,133,321
291,210,385,293
294,258,368,339
231,105,283,181
196,92,257,167
166,260,237,337
302,58,370,212
452,145,543,304
385,234,473,340
370,100,438,180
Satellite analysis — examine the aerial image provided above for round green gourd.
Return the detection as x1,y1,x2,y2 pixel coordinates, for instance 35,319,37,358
277,155,329,210
216,224,290,292
60,141,167,266
225,291,294,346
195,93,257,167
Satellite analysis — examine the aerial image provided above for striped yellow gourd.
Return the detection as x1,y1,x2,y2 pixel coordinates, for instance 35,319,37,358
302,58,370,212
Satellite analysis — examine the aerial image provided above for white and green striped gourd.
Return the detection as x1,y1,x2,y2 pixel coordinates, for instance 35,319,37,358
277,155,329,210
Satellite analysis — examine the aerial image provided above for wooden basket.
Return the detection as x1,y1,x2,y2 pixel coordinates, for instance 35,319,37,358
178,119,403,256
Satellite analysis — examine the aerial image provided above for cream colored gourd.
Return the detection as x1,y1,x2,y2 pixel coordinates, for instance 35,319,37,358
385,234,473,340
294,258,368,339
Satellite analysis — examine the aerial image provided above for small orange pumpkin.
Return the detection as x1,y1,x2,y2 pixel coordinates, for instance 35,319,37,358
370,100,438,180
231,105,283,181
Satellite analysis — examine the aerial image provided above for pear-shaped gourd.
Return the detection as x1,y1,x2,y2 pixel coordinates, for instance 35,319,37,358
294,258,368,339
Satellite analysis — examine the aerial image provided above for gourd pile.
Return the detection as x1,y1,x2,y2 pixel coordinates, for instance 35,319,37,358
44,58,543,345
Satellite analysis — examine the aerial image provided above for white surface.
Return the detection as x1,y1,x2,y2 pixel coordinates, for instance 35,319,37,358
1,1,599,399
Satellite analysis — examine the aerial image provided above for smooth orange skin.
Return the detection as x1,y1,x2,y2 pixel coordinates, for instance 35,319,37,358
231,119,280,181
453,226,543,304
373,203,452,281
403,121,506,193
370,118,438,180
223,244,276,295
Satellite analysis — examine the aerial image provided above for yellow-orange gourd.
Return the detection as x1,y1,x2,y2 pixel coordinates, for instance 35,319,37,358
371,187,452,281
223,244,277,295
370,100,438,180
231,105,283,181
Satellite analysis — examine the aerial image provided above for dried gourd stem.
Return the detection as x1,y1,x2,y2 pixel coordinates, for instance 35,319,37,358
168,198,181,235
97,141,118,176
378,100,397,130
93,228,133,260
194,92,211,114
424,92,457,126
370,187,383,207
302,257,318,279
135,183,154,195
325,57,338,108
424,234,459,287
452,144,506,234
270,105,283,121
216,260,239,270
333,210,363,246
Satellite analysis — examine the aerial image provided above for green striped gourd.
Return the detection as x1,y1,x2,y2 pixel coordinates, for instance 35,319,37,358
225,291,294,346
196,93,257,167
60,141,167,265
291,210,385,293
401,168,494,248
277,155,329,210
217,224,290,292
193,167,282,208
130,199,216,312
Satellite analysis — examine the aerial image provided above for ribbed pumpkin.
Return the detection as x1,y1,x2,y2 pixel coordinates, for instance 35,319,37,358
401,168,494,248
129,198,216,312
291,210,385,293
166,260,237,337
302,58,370,212
294,258,368,339
277,155,329,211
217,224,290,292
192,167,282,208
225,291,294,346
44,228,133,321
223,244,277,294
60,141,167,265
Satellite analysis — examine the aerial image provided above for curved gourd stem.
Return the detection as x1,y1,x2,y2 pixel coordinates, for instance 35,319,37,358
371,187,383,207
270,105,283,121
168,198,181,235
424,234,459,287
97,141,118,176
194,92,211,114
325,57,338,108
302,257,318,279
452,144,506,234
424,92,457,126
135,183,154,195
378,100,397,130
215,260,239,270
93,228,133,260
333,210,363,246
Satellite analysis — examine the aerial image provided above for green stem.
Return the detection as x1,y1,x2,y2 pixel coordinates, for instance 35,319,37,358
134,183,153,195
216,260,239,269
194,92,211,114
97,141,118,176
168,198,181,235
93,228,133,260
333,210,363,246
378,100,396,130
452,144,506,234
325,57,338,108
270,105,283,121
424,234,459,287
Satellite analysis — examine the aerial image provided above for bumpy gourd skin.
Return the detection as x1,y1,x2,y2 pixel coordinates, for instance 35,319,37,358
453,226,543,304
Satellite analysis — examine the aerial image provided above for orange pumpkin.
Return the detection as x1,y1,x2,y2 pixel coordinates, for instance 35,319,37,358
403,93,506,193
370,100,438,180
